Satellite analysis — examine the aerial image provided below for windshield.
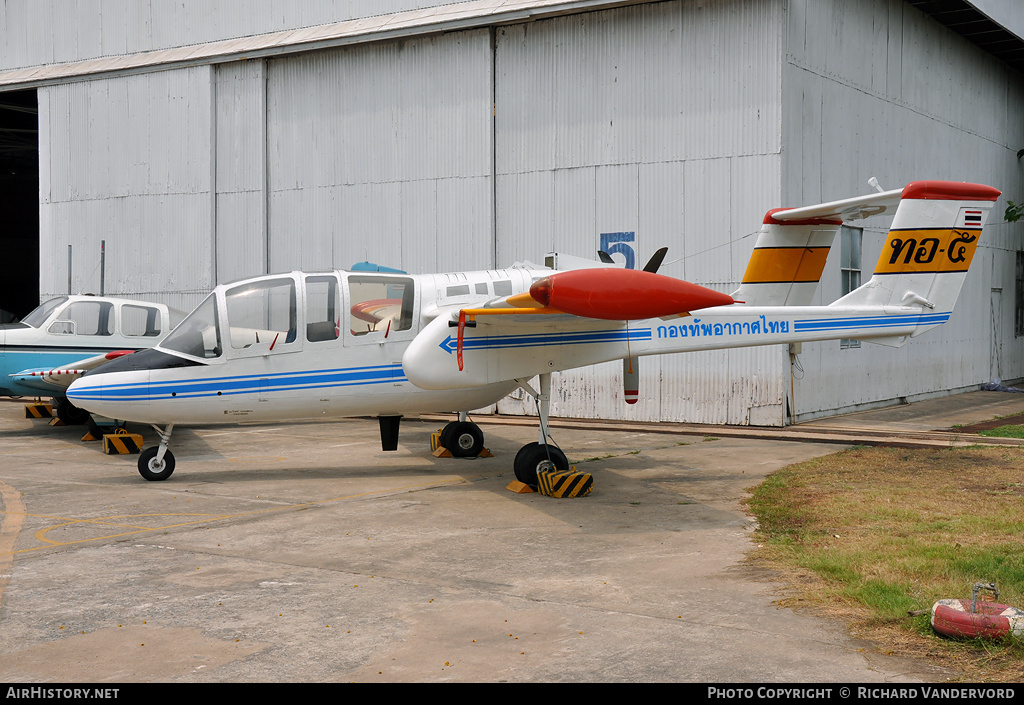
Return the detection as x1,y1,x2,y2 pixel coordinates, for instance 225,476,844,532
159,293,222,359
21,297,68,328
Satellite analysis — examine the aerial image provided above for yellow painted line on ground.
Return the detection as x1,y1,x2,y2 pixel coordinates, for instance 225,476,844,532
0,476,470,556
33,513,214,544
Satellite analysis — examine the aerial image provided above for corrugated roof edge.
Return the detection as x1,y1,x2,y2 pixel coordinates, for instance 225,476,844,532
0,0,646,90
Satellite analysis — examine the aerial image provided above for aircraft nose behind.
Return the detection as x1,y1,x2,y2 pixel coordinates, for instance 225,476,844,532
66,372,125,419
66,349,167,419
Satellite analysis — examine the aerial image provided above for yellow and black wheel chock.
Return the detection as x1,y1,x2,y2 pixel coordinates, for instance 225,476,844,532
24,402,54,419
536,468,593,498
102,428,144,455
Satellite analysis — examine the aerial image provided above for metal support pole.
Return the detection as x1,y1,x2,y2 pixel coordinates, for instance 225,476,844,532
537,373,551,445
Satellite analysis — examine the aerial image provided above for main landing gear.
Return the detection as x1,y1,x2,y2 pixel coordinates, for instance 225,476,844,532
139,424,175,481
55,397,90,426
439,415,486,458
443,375,569,489
133,376,568,485
511,373,569,489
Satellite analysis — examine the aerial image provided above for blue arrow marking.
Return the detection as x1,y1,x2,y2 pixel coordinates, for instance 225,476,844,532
438,328,651,355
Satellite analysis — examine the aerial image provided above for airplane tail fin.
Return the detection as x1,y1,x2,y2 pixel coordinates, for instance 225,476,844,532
832,181,1000,320
733,181,1001,321
732,211,845,306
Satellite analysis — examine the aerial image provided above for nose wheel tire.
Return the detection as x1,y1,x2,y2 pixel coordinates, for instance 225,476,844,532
138,446,176,481
513,442,568,489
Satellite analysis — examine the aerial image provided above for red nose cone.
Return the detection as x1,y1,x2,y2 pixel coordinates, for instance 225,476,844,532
530,277,553,307
529,268,734,320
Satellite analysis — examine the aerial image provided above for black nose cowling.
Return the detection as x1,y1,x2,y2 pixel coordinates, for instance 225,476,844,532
82,348,203,378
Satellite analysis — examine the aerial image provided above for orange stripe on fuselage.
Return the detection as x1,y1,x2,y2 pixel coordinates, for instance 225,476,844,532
741,247,830,284
873,228,980,275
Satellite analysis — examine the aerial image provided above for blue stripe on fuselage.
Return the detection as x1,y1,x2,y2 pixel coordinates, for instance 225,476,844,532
794,312,949,333
69,364,406,402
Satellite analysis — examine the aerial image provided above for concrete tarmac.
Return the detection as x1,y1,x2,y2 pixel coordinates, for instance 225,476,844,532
1,390,1021,683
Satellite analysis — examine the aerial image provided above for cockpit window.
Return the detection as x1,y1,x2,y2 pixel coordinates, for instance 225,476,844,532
348,275,414,336
160,294,222,359
121,304,163,337
226,278,297,350
305,275,341,342
21,297,67,328
49,300,113,336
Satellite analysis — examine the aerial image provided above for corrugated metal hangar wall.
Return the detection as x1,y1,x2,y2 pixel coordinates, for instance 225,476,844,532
4,0,1024,425
782,0,1024,421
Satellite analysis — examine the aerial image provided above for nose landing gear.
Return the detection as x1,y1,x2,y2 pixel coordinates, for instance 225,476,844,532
138,424,175,481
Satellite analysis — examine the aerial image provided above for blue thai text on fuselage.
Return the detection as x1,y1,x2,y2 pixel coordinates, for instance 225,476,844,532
656,316,790,339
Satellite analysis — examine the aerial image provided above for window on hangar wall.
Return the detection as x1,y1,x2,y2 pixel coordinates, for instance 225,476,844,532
840,226,862,350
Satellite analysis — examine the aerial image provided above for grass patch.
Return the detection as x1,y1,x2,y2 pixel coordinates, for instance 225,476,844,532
745,445,1024,681
978,425,1024,439
577,453,615,463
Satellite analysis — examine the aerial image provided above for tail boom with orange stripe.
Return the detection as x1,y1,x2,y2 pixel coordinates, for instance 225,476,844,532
400,180,999,392
734,180,999,315
734,210,844,306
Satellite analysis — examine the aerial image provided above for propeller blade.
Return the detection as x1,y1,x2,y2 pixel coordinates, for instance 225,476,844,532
643,247,668,273
597,250,615,264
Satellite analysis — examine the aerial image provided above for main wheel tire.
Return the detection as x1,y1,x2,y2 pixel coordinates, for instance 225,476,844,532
439,421,458,452
513,442,539,472
55,397,90,426
138,446,176,481
446,421,484,458
513,443,568,489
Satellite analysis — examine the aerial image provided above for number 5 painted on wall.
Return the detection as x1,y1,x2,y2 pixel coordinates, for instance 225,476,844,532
600,231,636,270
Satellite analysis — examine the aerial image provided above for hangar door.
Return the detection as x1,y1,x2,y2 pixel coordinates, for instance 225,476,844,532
491,3,787,425
38,67,216,313
263,29,496,276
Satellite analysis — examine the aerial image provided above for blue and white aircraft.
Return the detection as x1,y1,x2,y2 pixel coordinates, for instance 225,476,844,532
1,295,183,424
66,180,1000,484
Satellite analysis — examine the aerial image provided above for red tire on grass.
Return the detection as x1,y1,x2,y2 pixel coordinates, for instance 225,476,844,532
931,598,1024,639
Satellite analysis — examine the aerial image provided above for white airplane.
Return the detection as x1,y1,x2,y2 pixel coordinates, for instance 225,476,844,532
65,180,1000,484
1,295,184,424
